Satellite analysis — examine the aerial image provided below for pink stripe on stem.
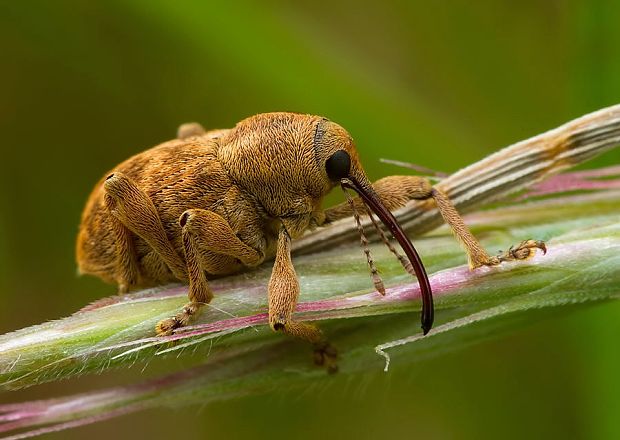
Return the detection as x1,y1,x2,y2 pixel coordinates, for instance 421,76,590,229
522,165,620,199
169,263,499,342
90,245,550,358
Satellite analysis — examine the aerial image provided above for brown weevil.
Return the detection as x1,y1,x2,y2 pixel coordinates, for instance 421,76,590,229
76,112,545,371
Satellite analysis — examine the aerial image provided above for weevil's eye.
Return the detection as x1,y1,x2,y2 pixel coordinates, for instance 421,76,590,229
325,150,351,181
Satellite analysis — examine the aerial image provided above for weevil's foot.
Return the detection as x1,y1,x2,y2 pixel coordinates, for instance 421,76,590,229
155,302,203,336
313,342,339,374
470,239,546,269
155,317,181,336
497,239,547,263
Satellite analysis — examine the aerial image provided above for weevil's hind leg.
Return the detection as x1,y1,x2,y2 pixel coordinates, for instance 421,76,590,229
177,122,206,139
103,172,187,280
105,212,140,294
156,208,264,335
269,227,337,373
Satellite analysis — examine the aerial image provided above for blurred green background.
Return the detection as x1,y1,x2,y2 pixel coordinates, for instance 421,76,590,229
1,1,620,439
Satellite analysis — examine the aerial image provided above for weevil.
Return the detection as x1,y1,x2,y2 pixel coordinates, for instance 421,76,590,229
76,112,545,371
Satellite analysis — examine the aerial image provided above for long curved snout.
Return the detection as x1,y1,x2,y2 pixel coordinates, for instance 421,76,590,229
340,177,434,334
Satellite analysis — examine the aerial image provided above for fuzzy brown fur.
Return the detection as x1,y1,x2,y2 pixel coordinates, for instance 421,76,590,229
77,112,544,371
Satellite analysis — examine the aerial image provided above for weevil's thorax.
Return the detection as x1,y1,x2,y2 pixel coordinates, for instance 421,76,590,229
216,113,364,238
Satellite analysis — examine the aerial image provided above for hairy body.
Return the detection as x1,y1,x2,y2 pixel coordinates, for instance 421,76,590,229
76,112,544,372
77,129,276,286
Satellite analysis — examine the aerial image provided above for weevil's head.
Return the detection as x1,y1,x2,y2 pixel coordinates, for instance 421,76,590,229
217,112,373,237
217,112,434,333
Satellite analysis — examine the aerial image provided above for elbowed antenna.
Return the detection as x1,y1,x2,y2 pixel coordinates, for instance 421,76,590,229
340,177,434,334
342,184,386,296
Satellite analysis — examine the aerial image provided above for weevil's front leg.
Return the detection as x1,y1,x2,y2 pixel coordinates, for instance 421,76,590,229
104,172,187,280
156,208,264,335
429,188,545,267
269,226,337,373
325,175,545,269
324,175,435,223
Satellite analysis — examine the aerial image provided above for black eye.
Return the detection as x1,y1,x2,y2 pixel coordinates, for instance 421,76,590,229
325,150,351,181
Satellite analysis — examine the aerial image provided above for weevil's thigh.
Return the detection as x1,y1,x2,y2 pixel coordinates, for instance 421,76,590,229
107,213,140,293
198,252,244,275
324,175,433,223
103,172,187,281
180,208,265,268
138,249,179,285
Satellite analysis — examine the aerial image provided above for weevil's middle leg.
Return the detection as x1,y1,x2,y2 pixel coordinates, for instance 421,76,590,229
155,218,214,336
156,208,264,335
269,226,338,373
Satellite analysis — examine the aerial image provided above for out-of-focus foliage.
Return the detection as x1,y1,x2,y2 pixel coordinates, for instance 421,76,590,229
0,1,619,439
